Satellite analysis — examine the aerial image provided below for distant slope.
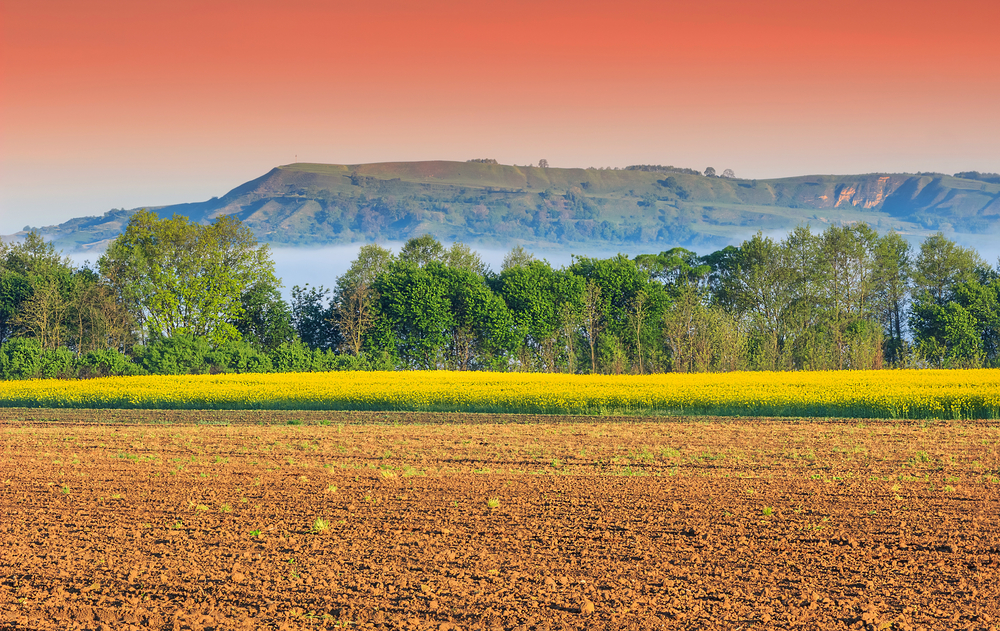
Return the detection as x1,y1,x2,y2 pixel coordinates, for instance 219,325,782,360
16,161,1000,251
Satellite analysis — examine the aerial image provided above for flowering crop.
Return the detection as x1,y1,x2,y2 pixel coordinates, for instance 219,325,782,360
2,369,1000,419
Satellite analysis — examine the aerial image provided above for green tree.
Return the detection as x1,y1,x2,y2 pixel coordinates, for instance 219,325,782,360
815,225,881,369
437,265,515,370
494,260,584,372
14,278,67,350
912,233,986,304
291,284,336,350
330,244,394,356
872,231,912,363
0,232,75,346
714,232,793,369
99,211,278,346
581,281,603,373
501,246,535,271
374,260,454,369
236,282,295,350
398,234,446,268
569,254,668,372
634,248,710,289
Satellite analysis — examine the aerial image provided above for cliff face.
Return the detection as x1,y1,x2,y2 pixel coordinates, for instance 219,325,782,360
834,176,895,209
14,163,1000,251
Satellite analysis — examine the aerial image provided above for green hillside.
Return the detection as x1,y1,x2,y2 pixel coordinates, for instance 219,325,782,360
19,161,1000,251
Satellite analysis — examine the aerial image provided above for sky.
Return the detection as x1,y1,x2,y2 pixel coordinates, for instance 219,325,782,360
2,0,999,235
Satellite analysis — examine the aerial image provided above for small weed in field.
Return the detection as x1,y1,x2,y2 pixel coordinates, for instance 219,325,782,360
326,485,338,493
762,507,773,517
317,419,331,426
379,469,396,479
632,448,655,463
287,419,303,426
660,447,681,459
943,485,956,493
401,465,423,477
195,504,209,512
220,503,232,513
487,497,500,509
944,475,960,483
61,485,70,495
249,528,262,537
311,518,329,533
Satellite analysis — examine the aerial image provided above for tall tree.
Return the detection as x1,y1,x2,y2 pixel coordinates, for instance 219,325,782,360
1,233,75,345
235,282,295,350
15,278,66,350
581,281,603,373
99,210,279,345
398,234,446,268
336,281,377,357
717,232,794,369
291,284,336,350
912,233,986,304
872,231,912,362
495,260,584,372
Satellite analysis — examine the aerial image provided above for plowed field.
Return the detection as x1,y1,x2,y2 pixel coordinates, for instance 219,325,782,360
2,409,999,630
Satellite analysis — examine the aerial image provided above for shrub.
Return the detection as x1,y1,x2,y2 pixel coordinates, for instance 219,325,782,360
77,348,141,378
133,334,213,375
268,340,314,373
0,338,42,379
38,347,76,378
206,339,273,373
312,349,373,372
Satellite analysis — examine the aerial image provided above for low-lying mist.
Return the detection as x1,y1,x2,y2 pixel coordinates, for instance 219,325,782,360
266,243,653,297
64,231,1000,300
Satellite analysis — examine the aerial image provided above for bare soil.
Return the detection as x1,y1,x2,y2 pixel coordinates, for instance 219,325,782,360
1,409,999,630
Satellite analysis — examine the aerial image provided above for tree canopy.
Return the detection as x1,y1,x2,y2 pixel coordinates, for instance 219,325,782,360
98,210,279,346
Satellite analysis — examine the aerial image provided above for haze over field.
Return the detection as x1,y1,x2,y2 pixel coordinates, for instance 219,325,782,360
2,0,999,236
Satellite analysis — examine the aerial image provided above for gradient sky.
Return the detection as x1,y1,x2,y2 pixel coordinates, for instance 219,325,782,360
2,0,999,234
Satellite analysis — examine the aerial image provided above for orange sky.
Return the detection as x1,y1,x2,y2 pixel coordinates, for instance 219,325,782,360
2,0,999,232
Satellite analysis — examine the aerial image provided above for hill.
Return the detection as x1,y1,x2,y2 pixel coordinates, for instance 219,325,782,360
15,161,1000,252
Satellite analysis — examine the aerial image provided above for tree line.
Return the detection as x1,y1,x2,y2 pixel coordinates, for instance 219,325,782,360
1,210,997,378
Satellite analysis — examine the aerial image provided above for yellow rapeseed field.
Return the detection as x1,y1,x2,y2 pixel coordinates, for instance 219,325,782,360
1,369,1000,419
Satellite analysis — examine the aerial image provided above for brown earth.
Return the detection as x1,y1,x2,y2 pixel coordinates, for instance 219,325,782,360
1,409,999,630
